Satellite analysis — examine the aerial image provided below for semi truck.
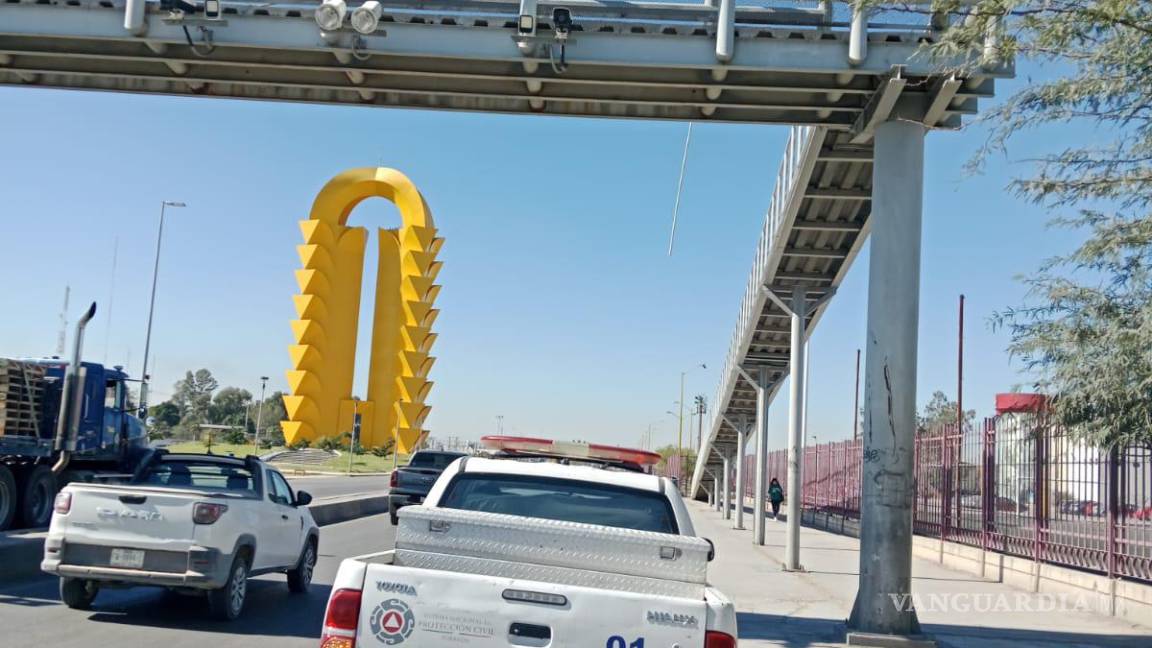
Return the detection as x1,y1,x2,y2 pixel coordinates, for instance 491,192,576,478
0,303,150,530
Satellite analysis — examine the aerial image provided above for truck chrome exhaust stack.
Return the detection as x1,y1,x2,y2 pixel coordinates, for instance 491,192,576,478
52,302,97,475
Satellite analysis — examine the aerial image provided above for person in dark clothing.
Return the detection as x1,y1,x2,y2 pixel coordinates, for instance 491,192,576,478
768,478,784,519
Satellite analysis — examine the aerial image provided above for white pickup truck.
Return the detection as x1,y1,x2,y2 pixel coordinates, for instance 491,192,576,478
41,452,320,620
321,450,738,648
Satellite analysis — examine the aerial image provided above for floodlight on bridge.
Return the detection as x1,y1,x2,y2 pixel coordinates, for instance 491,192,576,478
314,0,346,32
352,1,383,35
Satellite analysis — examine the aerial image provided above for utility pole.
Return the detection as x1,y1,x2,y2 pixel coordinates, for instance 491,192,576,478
695,395,706,454
496,415,504,435
348,397,360,476
56,286,70,357
252,376,268,455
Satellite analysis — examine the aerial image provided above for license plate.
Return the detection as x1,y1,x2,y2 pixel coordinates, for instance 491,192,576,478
109,548,145,569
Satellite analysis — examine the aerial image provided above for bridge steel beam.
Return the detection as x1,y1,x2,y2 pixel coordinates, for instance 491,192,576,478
0,1,1006,125
847,119,927,642
752,365,770,546
784,286,807,571
721,452,732,520
733,414,747,530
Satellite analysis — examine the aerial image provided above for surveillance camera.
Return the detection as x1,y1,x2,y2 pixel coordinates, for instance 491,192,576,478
552,7,572,34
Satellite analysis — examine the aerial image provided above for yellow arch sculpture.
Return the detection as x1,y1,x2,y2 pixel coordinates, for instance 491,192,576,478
281,168,442,454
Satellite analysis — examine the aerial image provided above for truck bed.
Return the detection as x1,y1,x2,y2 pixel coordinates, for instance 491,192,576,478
395,506,711,598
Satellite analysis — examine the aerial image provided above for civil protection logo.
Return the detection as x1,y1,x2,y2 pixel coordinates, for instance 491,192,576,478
369,598,415,645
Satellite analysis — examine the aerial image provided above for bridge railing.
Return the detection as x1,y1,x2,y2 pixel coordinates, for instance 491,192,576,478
695,125,821,483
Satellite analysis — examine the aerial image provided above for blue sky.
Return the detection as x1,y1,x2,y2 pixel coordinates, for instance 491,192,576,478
0,73,1083,452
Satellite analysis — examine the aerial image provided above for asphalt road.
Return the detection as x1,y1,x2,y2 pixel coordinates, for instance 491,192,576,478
286,474,392,500
0,513,397,647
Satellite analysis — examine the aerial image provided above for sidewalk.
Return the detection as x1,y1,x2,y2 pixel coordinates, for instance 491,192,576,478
688,502,1151,647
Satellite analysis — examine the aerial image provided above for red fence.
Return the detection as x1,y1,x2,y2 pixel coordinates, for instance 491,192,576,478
732,415,1152,583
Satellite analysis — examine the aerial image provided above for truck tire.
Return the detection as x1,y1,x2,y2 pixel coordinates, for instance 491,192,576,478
207,555,249,621
17,465,56,528
60,578,99,610
0,466,17,532
286,538,316,594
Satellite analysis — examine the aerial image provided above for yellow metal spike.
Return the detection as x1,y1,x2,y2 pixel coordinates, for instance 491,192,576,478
285,370,322,395
400,326,431,352
290,319,326,345
299,219,337,246
292,294,328,320
428,237,445,256
280,421,314,444
401,276,435,302
288,345,323,371
402,301,434,327
401,250,437,275
422,309,440,328
395,402,430,429
295,269,331,294
425,261,444,282
424,285,442,304
296,244,334,270
403,225,437,250
396,376,433,402
283,395,320,421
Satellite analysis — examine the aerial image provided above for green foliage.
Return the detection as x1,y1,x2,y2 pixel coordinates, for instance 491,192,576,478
917,391,977,433
171,369,219,429
315,435,342,452
897,1,1152,447
288,437,311,451
149,401,180,428
221,427,246,445
211,387,252,427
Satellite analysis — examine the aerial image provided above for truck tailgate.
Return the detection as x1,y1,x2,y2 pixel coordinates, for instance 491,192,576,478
360,561,707,647
58,484,204,553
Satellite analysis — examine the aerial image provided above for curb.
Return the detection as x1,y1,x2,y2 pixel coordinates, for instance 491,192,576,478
0,493,391,587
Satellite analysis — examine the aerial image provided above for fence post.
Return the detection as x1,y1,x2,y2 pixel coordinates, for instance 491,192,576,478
942,427,952,543
1106,446,1119,580
1032,422,1046,592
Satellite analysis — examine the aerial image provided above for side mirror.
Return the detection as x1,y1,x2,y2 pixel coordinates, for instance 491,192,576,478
703,538,715,562
296,490,313,507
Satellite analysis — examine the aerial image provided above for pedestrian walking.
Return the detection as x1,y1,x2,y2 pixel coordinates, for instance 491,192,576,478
769,477,784,519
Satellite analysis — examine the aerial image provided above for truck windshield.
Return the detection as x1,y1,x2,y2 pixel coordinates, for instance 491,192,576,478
409,452,465,469
439,473,678,534
138,460,256,494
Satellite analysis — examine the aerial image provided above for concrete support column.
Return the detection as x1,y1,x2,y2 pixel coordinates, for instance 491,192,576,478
721,452,732,520
784,285,807,571
847,119,927,640
753,366,771,545
734,416,747,530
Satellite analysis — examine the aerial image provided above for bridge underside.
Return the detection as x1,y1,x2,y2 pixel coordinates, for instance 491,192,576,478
0,1,1004,125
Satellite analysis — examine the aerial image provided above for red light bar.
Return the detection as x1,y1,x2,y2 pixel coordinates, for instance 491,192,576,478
481,435,662,466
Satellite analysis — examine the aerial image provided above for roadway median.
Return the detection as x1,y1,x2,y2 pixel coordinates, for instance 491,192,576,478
0,490,391,586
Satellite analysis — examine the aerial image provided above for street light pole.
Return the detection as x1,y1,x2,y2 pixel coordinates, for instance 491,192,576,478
252,376,268,455
139,200,185,418
348,397,360,476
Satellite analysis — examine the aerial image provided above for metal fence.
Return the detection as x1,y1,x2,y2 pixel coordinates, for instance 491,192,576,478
735,414,1152,583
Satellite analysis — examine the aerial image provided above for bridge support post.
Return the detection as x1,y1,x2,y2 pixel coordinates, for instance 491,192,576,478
848,119,928,642
734,415,747,530
784,285,807,571
721,452,732,520
753,366,770,545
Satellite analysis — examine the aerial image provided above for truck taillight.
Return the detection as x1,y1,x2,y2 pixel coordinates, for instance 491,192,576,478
389,471,398,488
321,588,362,648
705,631,736,648
54,491,72,514
193,502,228,525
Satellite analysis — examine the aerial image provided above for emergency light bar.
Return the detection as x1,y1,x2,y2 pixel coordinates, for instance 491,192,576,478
481,435,662,467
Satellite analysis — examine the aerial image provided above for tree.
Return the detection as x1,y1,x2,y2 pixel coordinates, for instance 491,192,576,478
149,401,181,428
171,369,219,426
917,391,976,433
910,1,1152,447
211,387,253,427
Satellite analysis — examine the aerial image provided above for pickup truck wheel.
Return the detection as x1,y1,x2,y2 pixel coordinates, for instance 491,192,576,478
287,540,316,593
17,465,56,528
60,578,99,610
208,556,249,621
0,466,17,532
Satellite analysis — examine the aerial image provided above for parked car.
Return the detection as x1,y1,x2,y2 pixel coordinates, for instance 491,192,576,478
322,436,737,648
42,452,319,620
388,450,468,525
